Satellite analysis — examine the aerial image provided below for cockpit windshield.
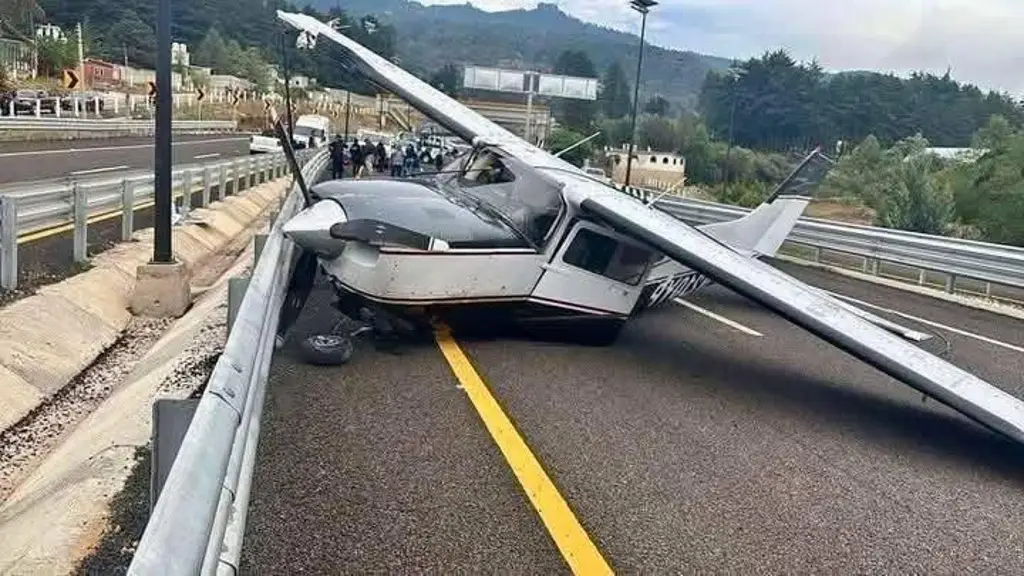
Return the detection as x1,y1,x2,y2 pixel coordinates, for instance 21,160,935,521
436,148,564,247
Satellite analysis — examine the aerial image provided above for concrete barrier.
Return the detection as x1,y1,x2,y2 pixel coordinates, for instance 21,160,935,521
0,177,291,432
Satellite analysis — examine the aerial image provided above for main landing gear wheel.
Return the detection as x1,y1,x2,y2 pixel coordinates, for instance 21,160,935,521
299,333,355,365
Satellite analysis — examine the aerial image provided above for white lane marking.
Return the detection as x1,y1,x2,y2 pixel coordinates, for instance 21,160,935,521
826,290,1024,354
673,297,763,337
193,152,220,160
0,137,246,158
69,164,128,176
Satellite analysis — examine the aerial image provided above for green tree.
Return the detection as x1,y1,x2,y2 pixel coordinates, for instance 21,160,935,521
0,0,43,39
643,95,669,116
637,115,675,151
972,114,1016,150
949,134,1024,245
429,63,459,96
194,27,230,73
552,49,598,132
876,154,953,235
547,127,593,168
599,61,631,119
35,35,76,77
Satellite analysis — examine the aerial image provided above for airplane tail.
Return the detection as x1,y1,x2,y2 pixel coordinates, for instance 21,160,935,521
697,148,835,258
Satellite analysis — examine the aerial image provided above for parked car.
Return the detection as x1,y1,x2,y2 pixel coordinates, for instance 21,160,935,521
4,89,45,115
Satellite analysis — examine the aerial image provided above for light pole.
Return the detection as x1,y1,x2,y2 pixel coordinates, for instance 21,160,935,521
624,0,656,187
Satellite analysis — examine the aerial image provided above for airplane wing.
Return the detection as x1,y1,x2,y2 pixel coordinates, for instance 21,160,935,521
276,10,1024,444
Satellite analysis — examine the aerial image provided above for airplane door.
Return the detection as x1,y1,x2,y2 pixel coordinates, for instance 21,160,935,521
530,221,655,316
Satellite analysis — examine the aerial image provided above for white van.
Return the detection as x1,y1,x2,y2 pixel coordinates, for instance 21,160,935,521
293,114,331,149
249,114,332,154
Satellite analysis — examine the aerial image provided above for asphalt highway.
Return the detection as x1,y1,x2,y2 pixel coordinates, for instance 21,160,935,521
244,261,1024,573
0,134,250,185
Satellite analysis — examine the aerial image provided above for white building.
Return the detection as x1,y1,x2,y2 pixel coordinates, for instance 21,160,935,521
35,24,65,41
606,147,687,190
289,75,317,90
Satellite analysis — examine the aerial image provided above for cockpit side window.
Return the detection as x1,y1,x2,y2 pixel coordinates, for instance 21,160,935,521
562,227,654,285
459,151,515,187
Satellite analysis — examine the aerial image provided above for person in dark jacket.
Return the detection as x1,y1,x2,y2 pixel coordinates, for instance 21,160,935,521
350,140,365,178
375,141,388,173
329,136,346,179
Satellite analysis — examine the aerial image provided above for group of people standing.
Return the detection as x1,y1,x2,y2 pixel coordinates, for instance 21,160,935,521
328,136,448,180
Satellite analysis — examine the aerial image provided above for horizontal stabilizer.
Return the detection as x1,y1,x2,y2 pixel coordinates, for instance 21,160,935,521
582,191,1024,444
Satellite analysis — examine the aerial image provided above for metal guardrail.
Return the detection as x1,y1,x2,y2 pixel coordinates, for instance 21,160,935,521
649,194,1024,295
0,117,237,133
128,149,329,576
0,149,307,290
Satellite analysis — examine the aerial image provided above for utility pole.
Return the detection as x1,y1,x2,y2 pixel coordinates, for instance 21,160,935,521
76,22,85,91
29,12,37,79
343,90,351,142
153,0,172,264
624,0,657,187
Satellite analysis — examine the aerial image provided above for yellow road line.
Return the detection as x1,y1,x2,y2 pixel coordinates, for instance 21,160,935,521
434,327,613,575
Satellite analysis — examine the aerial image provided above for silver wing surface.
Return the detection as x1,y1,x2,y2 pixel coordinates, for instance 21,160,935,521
277,10,1024,444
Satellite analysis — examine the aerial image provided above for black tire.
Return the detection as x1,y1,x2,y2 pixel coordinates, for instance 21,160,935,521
299,334,354,365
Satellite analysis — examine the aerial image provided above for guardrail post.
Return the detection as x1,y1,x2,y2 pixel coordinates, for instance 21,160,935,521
218,164,227,200
73,183,88,263
945,274,956,294
181,171,192,219
121,179,134,241
0,197,17,290
811,246,822,263
254,234,267,263
236,159,245,192
248,156,256,189
227,276,251,335
918,269,926,285
202,166,211,207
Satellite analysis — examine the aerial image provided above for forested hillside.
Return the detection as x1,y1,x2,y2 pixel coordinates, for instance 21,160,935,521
27,0,396,91
699,50,1024,150
313,0,731,111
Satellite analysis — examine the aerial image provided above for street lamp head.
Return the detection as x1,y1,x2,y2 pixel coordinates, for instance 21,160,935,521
630,0,658,13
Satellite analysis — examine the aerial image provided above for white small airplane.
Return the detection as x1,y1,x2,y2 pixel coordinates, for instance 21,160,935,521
273,10,1024,446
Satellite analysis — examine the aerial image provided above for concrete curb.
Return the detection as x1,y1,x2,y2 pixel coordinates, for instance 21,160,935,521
0,177,290,433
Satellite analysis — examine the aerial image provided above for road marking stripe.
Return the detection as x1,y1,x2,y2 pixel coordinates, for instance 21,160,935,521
826,291,1024,354
0,137,246,158
673,298,763,337
69,164,128,176
434,327,613,576
193,152,220,160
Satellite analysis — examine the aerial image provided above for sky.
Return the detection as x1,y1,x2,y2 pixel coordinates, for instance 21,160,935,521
417,0,1024,96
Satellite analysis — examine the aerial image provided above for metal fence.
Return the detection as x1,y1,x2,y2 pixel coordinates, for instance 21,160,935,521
651,195,1024,295
0,150,305,290
0,117,237,133
128,149,330,576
